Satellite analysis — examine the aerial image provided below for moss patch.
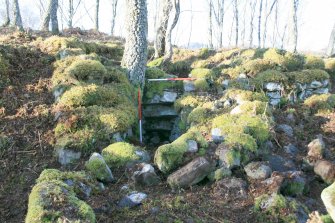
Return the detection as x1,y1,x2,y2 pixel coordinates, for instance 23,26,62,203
289,69,330,84
304,94,335,113
304,55,325,69
102,142,141,168
243,59,277,76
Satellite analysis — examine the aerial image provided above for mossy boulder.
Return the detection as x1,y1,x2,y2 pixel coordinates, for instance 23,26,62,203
304,94,335,113
254,194,309,223
253,70,288,89
85,153,114,183
230,100,269,116
223,89,268,104
174,94,207,112
325,58,335,76
243,59,276,76
321,182,335,222
221,66,245,79
289,69,330,84
154,131,208,174
187,107,210,125
26,180,95,223
102,142,147,168
66,59,107,84
304,55,325,69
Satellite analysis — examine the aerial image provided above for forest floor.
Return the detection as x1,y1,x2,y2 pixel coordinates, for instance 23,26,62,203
0,29,335,223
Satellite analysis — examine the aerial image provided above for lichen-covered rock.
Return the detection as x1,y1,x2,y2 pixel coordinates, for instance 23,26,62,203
118,192,147,208
167,157,212,188
307,135,325,159
314,160,335,184
211,128,225,143
276,124,294,137
215,146,241,169
244,162,272,180
154,131,208,174
56,147,81,166
254,193,309,223
102,142,148,168
213,177,248,200
85,152,114,183
321,182,335,222
131,163,160,186
207,167,232,182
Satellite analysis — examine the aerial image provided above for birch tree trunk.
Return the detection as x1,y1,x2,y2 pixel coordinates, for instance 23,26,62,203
288,0,298,52
257,0,263,48
3,0,10,26
12,0,23,31
249,0,257,47
41,0,52,31
164,0,180,62
111,0,118,36
121,0,148,88
95,0,100,31
218,0,224,48
154,0,172,58
68,0,74,28
50,0,59,34
208,0,213,48
233,0,239,47
327,23,335,56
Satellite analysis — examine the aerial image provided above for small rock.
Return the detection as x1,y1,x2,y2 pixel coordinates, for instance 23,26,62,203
230,105,243,115
213,177,248,200
112,132,123,142
286,113,296,123
118,192,147,208
161,91,178,103
276,124,294,137
322,79,330,87
64,179,92,200
238,73,247,79
244,162,272,180
135,150,150,163
264,82,282,91
266,91,281,99
308,81,323,89
183,80,196,92
223,100,232,108
321,182,335,222
57,148,81,166
269,98,281,106
208,167,232,182
284,144,298,156
131,163,160,186
313,87,329,94
216,146,241,169
120,185,129,192
260,173,285,194
308,135,325,159
187,140,198,153
211,128,225,143
265,154,296,172
167,157,212,188
53,87,65,102
314,160,335,184
222,79,229,88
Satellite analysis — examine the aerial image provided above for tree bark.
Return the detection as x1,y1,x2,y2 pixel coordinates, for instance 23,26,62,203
164,0,180,62
208,0,213,49
51,0,59,34
68,0,74,28
122,0,148,88
233,0,239,47
257,0,263,48
327,23,335,56
41,0,52,31
288,0,298,52
110,0,118,36
154,0,172,58
249,0,257,47
12,0,23,31
3,0,10,26
95,0,100,31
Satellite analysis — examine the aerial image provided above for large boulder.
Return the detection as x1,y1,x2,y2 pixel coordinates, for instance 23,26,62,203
307,135,325,159
85,152,114,183
321,182,335,222
314,160,335,184
167,157,212,188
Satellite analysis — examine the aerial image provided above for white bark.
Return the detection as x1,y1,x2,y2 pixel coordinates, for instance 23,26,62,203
249,0,257,47
3,0,10,26
122,0,148,88
208,0,213,48
110,0,118,36
95,0,100,31
51,0,59,34
233,0,239,47
258,0,263,48
288,0,298,52
41,0,52,31
327,23,335,56
12,0,23,31
164,0,180,62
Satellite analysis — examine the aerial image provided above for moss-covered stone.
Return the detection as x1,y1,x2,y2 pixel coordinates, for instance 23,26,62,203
26,180,95,223
190,68,214,79
282,52,305,71
304,94,335,112
66,59,107,84
147,57,164,67
207,167,232,181
223,89,268,103
304,55,325,69
85,153,114,182
325,58,335,76
154,131,208,174
263,48,286,64
187,107,210,125
253,70,288,89
102,142,142,168
232,100,269,116
243,59,277,76
289,69,330,84
225,133,257,152
174,94,207,111
221,66,245,79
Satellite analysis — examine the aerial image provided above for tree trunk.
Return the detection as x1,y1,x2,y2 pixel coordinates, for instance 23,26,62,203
154,0,172,58
3,0,10,26
288,0,298,52
249,0,257,47
51,0,59,34
12,0,23,31
111,0,118,36
233,0,239,47
327,23,335,56
164,0,180,62
95,0,100,31
257,0,263,48
208,0,213,49
263,0,278,47
121,0,148,88
41,0,52,31
218,0,224,48
68,0,74,28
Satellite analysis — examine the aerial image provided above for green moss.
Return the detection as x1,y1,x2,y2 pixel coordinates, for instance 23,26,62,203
26,180,95,223
321,214,334,223
194,79,210,91
207,167,232,181
187,107,209,125
281,181,305,196
191,68,214,79
253,70,288,89
241,48,266,59
66,59,107,84
263,48,286,64
234,101,269,116
224,133,257,152
221,66,245,79
281,52,305,71
39,36,84,54
243,59,277,76
304,55,325,69
289,69,330,83
166,61,191,74
304,94,335,112
224,89,268,103
102,142,141,167
191,59,212,69
145,67,166,79
175,94,206,111
85,156,112,182
154,131,208,174
147,57,164,67
37,169,90,184
144,76,182,99
325,58,335,76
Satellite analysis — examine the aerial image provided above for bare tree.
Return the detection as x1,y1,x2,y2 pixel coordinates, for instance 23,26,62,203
327,22,335,56
41,0,59,34
213,0,225,48
12,0,23,31
3,0,10,26
263,0,278,47
207,0,214,48
288,0,298,52
164,0,180,62
110,0,118,35
95,0,100,30
67,0,82,28
121,0,148,88
154,0,172,58
257,0,263,48
233,0,239,47
249,0,257,47
41,0,52,31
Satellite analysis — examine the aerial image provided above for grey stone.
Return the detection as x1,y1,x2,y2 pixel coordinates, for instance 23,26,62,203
64,179,92,200
170,117,182,141
213,177,248,200
167,157,212,188
314,160,335,184
269,98,281,106
86,153,114,183
321,182,335,222
135,150,150,163
211,128,224,143
264,82,282,91
145,120,174,131
313,87,329,94
230,105,243,115
238,73,247,79
322,79,330,87
53,87,65,102
57,148,81,165
266,91,281,99
284,144,298,156
286,113,295,123
223,100,232,108
183,80,196,92
216,147,241,169
132,163,160,186
265,154,296,172
118,192,147,208
161,91,178,102
112,132,123,142
308,81,323,89
143,105,178,118
208,167,232,182
244,162,272,180
308,135,325,159
222,79,229,88
276,124,294,137
187,140,198,153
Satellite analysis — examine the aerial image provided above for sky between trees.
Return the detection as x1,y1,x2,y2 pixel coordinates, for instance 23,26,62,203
0,0,334,53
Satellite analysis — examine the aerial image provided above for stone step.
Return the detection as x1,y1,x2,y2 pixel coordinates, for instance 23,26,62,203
143,105,178,118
